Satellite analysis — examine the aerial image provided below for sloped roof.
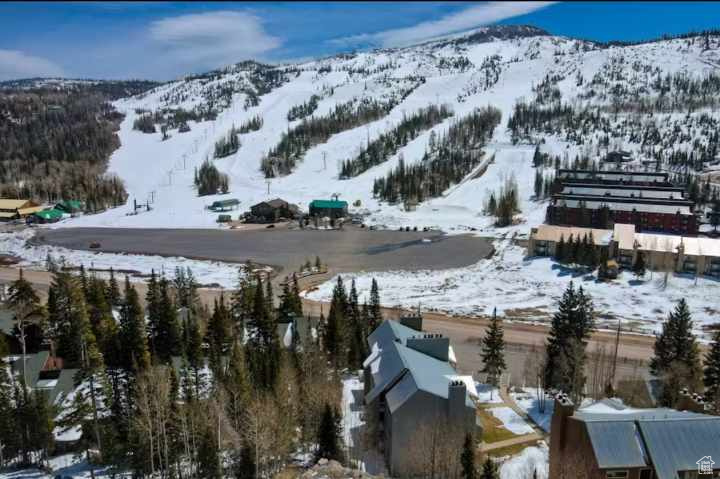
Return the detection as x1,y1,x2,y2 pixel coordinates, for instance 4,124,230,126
310,199,348,209
640,418,720,479
585,421,648,469
367,319,419,350
34,209,64,220
0,199,32,210
531,224,613,245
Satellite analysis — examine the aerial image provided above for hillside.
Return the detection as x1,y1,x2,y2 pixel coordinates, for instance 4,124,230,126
56,26,720,230
0,79,158,209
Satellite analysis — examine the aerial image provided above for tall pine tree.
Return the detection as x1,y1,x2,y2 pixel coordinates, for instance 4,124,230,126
480,308,506,396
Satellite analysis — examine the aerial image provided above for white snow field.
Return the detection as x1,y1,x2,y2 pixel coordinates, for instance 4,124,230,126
304,239,720,336
487,406,535,435
511,388,555,433
499,443,549,479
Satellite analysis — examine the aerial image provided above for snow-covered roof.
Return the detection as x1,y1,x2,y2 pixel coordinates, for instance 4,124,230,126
628,233,720,257
532,224,613,245
561,185,685,200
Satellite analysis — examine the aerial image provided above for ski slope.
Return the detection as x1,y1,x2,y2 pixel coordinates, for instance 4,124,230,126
56,29,720,233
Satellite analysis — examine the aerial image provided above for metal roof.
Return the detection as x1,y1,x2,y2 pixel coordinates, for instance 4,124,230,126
34,209,64,220
0,199,33,210
585,421,648,469
640,418,720,479
531,224,613,245
554,197,693,215
309,199,348,209
365,320,473,410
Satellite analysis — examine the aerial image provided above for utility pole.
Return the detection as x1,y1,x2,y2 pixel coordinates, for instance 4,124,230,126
323,151,327,171
266,179,271,195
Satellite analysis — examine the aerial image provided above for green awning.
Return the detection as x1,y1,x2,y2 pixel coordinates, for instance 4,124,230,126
34,209,64,220
310,199,348,209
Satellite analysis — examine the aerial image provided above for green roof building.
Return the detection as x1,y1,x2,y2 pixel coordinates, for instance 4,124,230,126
55,200,83,214
309,199,349,219
33,208,64,223
209,198,240,211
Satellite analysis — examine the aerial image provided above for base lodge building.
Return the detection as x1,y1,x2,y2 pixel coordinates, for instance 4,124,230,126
547,170,698,235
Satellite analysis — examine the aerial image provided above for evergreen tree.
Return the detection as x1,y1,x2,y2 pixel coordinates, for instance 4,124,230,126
315,403,343,463
324,277,348,365
47,271,95,368
650,299,702,406
704,330,720,408
207,294,232,375
545,282,595,398
119,276,150,373
152,277,181,363
479,457,499,479
197,426,222,479
246,275,280,390
235,440,256,479
460,433,477,479
554,234,565,262
368,278,382,332
106,267,121,307
346,279,366,368
480,308,506,394
633,251,647,279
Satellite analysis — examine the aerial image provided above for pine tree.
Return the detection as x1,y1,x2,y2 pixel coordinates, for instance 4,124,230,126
460,433,477,479
207,294,232,375
106,267,121,307
315,403,343,463
235,440,256,479
554,234,565,262
119,276,150,373
480,308,506,394
152,277,181,363
704,330,720,409
197,426,222,479
633,251,646,279
346,279,366,368
479,457,499,479
368,278,382,332
7,269,43,386
544,282,595,398
224,340,251,433
324,277,348,365
650,299,702,406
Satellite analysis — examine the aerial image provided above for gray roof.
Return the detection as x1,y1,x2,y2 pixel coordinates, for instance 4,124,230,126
640,418,720,479
585,421,648,469
8,350,49,387
0,308,14,335
577,401,720,478
365,320,473,411
367,319,420,350
50,368,79,404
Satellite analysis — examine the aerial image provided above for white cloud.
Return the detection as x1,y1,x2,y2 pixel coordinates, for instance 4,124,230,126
331,1,557,48
149,10,282,70
0,49,64,81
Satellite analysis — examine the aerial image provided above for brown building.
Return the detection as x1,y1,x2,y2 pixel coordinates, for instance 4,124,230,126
549,395,720,479
548,170,698,234
0,198,43,221
249,198,299,222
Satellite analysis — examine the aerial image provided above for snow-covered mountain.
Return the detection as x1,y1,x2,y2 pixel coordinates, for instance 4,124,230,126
62,25,720,231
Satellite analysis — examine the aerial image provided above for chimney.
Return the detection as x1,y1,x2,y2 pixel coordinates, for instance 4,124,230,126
447,380,467,424
406,334,450,362
549,392,575,479
400,314,423,331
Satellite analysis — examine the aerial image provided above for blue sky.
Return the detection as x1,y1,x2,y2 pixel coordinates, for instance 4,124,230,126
1,2,720,81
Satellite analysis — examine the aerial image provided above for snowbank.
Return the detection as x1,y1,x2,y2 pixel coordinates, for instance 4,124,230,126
487,407,534,435
499,443,549,479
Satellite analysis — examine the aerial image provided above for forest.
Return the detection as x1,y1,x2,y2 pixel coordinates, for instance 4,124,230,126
261,97,400,177
0,265,385,478
340,104,453,178
372,106,501,205
0,81,155,209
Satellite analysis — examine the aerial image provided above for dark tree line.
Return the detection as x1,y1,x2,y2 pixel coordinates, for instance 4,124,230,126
214,126,241,159
0,261,361,476
261,97,402,177
237,114,263,133
373,106,501,204
0,82,153,206
340,104,453,178
287,94,321,121
133,105,218,134
553,233,601,270
194,159,229,196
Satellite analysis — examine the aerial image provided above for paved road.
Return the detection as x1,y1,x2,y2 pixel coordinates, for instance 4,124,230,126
36,226,494,275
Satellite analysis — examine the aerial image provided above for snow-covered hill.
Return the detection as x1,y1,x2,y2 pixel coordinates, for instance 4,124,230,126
60,26,720,232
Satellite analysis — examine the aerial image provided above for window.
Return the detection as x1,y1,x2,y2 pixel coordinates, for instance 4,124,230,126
640,469,654,479
606,472,629,479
